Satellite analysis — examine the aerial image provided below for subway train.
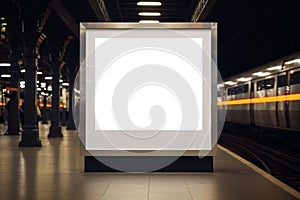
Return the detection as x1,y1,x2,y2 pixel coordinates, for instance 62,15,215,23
219,51,300,132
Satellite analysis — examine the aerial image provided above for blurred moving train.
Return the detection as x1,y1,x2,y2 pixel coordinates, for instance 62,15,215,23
219,51,300,132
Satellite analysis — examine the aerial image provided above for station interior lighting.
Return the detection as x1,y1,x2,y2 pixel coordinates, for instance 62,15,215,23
137,1,162,6
44,76,52,80
1,74,11,78
59,79,63,83
139,20,160,23
20,69,26,73
0,63,11,67
253,71,271,77
37,71,43,75
267,65,282,71
285,58,300,65
224,81,237,86
41,82,46,88
37,88,42,91
139,12,161,16
20,81,25,85
20,85,25,89
237,77,252,82
62,82,69,86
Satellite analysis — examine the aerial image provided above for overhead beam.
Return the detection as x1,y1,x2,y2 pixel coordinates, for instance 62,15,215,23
191,0,216,22
89,0,110,21
49,0,78,37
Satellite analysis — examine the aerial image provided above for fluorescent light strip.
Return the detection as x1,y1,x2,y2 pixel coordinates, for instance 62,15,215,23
0,63,11,67
224,81,237,86
285,58,300,65
267,65,281,71
137,1,162,6
253,72,270,77
37,71,43,75
139,20,160,23
44,76,52,80
1,74,11,78
237,77,251,82
62,82,69,86
139,12,161,16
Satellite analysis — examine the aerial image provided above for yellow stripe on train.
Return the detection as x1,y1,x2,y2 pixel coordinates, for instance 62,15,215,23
218,93,300,106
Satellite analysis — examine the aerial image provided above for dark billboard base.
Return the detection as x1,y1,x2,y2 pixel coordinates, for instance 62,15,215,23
84,156,213,172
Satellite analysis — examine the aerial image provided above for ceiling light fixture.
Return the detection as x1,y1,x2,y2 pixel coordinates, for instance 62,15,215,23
137,1,162,6
138,12,161,16
62,82,69,86
37,71,43,75
1,74,11,78
267,65,282,71
224,81,237,86
44,76,52,80
0,63,11,67
139,20,160,23
253,72,271,77
285,58,300,65
236,77,251,82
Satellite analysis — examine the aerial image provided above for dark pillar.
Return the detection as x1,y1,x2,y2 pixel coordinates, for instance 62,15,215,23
48,58,63,137
5,2,22,135
61,108,67,126
18,2,46,147
66,68,76,130
5,53,20,135
41,95,48,124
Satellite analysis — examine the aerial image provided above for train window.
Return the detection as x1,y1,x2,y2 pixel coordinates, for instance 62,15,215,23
257,78,275,91
277,75,287,87
290,71,300,85
227,84,248,95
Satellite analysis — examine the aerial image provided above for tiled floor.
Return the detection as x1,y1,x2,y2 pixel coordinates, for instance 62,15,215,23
0,123,298,200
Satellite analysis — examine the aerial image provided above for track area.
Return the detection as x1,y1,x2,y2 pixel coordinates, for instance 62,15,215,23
219,132,300,192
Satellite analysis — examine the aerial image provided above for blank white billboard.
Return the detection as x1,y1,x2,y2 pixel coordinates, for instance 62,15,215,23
80,23,217,151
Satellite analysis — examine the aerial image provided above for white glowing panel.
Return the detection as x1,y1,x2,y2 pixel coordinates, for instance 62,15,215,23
95,38,203,131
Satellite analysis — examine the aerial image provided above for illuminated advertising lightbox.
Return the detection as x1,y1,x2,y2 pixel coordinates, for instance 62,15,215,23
79,23,217,151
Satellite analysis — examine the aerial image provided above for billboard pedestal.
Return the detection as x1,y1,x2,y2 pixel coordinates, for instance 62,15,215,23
84,156,213,172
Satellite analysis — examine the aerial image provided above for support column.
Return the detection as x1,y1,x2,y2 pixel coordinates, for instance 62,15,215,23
66,67,76,130
61,108,67,126
18,2,45,147
48,58,63,137
5,53,20,135
19,49,41,146
5,2,22,135
41,95,48,124
61,88,67,126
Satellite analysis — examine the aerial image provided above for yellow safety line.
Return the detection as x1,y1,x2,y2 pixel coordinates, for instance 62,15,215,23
218,93,300,106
